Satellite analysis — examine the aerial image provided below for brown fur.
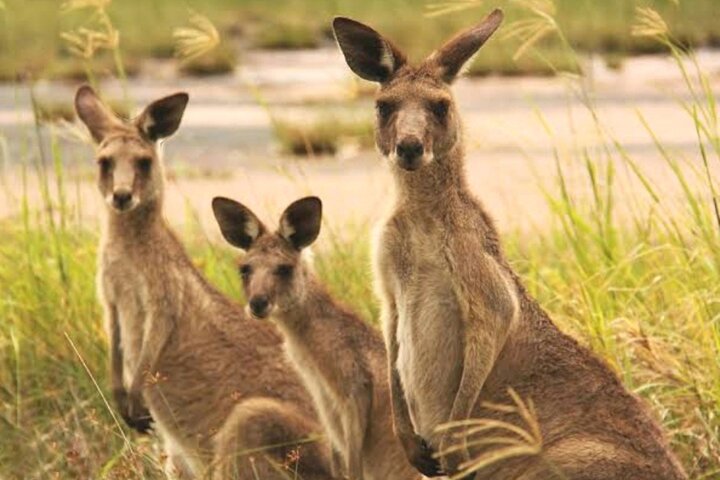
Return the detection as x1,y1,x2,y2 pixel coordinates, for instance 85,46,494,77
212,196,419,480
75,86,333,479
333,11,687,480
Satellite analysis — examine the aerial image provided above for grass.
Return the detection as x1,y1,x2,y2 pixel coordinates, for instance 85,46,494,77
273,112,375,156
252,22,322,50
33,98,131,125
1,0,720,80
177,45,237,77
2,152,720,477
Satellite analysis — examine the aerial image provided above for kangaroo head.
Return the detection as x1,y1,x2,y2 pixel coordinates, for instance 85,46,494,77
333,10,503,171
212,196,322,320
74,86,188,214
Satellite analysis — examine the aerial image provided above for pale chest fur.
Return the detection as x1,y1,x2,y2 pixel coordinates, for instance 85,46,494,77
374,217,464,442
99,242,151,385
280,330,346,454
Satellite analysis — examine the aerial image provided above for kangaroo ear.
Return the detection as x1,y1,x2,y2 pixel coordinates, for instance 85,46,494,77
135,92,189,141
278,197,322,250
212,197,265,250
425,9,503,83
333,17,406,83
74,85,124,143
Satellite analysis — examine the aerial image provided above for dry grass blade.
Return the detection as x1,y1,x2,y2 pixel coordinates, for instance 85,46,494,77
60,27,118,59
510,0,556,17
424,0,483,18
61,0,112,12
632,7,669,38
435,388,543,480
502,0,559,61
60,0,120,61
173,10,221,63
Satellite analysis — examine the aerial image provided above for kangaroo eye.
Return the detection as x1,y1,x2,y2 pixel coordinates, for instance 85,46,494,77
431,100,449,119
239,264,252,278
275,264,294,278
376,100,395,120
137,156,152,175
98,156,113,175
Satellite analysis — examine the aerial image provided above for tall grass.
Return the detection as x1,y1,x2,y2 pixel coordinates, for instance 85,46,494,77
1,4,719,480
2,0,720,80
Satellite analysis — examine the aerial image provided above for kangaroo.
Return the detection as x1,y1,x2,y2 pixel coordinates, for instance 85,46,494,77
212,196,420,480
333,10,687,480
75,86,334,480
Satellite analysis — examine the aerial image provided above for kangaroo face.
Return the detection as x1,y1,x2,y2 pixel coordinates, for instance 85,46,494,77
95,135,161,213
74,86,189,214
333,10,503,172
376,74,456,171
213,197,322,320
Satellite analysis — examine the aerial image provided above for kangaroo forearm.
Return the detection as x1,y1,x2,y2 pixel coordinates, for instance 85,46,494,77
344,403,368,479
380,299,415,436
130,314,174,393
449,341,495,423
389,364,416,436
107,305,124,391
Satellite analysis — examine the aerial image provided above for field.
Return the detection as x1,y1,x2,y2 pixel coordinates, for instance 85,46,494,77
2,0,720,80
1,0,720,479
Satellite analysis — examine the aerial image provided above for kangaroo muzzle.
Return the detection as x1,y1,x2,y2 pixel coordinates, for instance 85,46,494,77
248,295,272,319
396,137,425,171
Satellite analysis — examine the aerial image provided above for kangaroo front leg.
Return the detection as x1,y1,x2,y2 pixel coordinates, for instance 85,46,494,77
127,312,175,422
106,303,153,433
440,283,517,476
438,326,497,476
341,393,370,480
382,301,444,477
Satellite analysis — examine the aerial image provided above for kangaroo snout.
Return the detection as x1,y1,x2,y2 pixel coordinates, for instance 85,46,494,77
248,295,271,319
396,137,424,171
112,189,134,211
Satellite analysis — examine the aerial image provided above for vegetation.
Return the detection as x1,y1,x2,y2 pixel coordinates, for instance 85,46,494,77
273,113,375,156
32,98,131,124
253,22,322,50
1,0,720,80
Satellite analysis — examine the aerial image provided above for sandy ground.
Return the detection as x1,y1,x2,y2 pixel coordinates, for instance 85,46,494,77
1,48,719,240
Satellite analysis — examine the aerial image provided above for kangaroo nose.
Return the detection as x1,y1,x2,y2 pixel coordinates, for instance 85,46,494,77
249,296,270,318
112,190,133,210
396,138,424,170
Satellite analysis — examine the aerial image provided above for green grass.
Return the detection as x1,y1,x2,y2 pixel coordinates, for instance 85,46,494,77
273,112,375,156
2,160,719,477
252,21,322,50
1,0,720,80
177,45,238,77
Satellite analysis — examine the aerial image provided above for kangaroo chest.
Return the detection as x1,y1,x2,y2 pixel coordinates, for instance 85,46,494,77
280,329,347,453
384,222,465,442
100,245,155,384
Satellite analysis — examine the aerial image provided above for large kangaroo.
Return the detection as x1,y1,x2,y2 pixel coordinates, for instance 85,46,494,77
75,86,333,479
333,10,687,480
212,196,419,480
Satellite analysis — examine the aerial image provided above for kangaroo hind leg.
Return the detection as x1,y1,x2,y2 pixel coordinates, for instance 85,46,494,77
212,397,334,480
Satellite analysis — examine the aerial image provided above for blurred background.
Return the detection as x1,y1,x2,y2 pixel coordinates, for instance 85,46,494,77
1,0,718,229
1,1,719,479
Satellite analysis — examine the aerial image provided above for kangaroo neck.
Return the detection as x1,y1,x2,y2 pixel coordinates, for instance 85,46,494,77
105,197,166,245
393,142,468,211
274,276,334,335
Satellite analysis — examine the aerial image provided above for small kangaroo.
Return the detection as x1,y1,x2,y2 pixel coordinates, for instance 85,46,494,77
75,86,333,479
333,10,687,480
212,196,420,480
